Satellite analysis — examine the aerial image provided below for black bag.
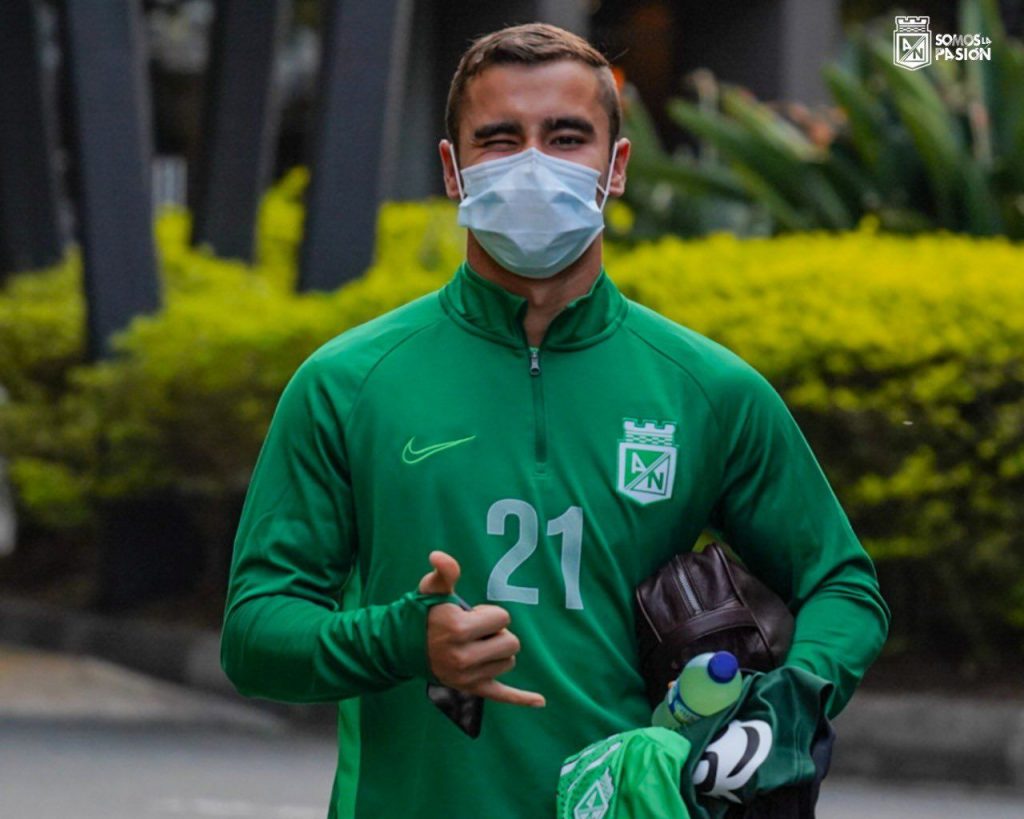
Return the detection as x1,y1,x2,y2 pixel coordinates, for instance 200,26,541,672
634,542,794,707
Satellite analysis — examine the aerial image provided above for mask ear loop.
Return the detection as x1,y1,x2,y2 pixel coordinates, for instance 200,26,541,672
597,142,619,212
447,142,466,201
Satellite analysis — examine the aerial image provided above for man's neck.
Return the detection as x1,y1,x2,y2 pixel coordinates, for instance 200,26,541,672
466,238,602,347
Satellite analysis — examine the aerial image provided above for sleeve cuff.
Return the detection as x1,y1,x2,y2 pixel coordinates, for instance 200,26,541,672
388,590,462,680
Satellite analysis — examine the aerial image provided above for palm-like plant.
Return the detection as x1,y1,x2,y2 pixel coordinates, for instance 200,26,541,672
621,0,1024,239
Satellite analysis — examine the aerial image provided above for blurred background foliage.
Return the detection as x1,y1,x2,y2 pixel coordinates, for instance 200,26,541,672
2,170,1024,670
618,0,1024,240
3,0,1024,673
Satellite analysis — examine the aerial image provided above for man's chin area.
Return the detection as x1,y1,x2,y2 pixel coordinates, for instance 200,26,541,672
508,267,554,281
485,253,591,283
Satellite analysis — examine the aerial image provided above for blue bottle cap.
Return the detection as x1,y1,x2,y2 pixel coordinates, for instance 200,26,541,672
707,651,739,683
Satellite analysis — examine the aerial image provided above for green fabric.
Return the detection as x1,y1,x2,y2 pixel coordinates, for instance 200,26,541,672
558,667,831,819
678,667,832,817
221,261,889,818
557,728,693,819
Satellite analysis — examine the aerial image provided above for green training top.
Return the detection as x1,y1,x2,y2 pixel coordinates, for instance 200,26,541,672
221,262,889,819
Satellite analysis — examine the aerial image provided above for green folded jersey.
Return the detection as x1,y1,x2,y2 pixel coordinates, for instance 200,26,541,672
558,728,694,819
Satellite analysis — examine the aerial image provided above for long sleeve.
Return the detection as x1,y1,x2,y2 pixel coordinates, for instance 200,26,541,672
220,356,445,704
709,366,890,717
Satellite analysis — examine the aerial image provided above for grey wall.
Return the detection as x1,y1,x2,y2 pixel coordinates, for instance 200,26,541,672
675,0,841,105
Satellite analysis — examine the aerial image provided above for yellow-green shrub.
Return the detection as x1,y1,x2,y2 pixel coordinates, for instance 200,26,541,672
611,223,1024,661
0,252,85,403
2,181,1023,662
0,194,458,527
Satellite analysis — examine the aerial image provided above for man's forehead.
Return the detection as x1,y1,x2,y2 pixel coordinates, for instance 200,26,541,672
461,61,604,125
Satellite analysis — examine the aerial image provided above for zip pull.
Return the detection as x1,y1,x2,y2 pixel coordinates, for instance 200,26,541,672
528,347,541,376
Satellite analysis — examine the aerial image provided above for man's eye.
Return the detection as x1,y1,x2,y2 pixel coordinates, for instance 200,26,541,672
552,135,585,146
483,139,516,148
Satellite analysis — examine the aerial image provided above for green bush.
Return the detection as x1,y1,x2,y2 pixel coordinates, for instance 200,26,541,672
0,187,460,528
613,224,1024,663
0,252,85,404
2,176,1023,665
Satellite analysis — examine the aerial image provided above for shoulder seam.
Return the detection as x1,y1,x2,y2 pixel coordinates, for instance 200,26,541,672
345,312,449,424
622,310,727,444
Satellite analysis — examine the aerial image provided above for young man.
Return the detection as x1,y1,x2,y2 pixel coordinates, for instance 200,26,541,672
221,23,889,818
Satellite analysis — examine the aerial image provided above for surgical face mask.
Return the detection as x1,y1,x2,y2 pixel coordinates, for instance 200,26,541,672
451,144,618,279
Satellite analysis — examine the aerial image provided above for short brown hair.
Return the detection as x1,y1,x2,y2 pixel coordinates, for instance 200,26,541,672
445,23,621,152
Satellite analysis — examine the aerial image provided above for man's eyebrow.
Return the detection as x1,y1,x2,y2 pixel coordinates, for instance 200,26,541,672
542,116,595,135
472,121,524,141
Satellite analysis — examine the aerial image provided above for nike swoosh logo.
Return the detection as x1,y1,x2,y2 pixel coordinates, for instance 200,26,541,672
401,435,476,464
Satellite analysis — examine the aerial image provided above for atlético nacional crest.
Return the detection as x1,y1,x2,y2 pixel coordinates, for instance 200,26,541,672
616,419,678,505
893,16,932,71
573,769,614,819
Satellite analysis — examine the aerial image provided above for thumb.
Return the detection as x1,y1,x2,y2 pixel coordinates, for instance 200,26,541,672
418,550,461,596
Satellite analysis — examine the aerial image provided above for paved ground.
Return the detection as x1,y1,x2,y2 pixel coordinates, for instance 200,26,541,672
5,718,1023,818
0,648,332,819
0,721,334,819
4,595,1024,795
0,643,281,730
3,643,1024,817
819,779,1024,818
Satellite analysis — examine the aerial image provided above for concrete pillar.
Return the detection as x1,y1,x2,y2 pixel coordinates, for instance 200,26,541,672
61,0,160,359
190,0,289,262
0,0,63,276
779,0,842,104
298,0,415,291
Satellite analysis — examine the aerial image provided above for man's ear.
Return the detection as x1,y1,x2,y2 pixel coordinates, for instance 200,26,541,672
438,140,463,201
607,137,631,198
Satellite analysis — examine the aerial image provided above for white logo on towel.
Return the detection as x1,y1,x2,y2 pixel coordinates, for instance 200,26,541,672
574,768,614,819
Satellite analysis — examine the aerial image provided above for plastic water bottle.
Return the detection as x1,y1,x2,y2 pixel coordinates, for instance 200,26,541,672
651,651,743,729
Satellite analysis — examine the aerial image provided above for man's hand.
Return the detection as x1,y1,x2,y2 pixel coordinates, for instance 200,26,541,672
419,550,546,708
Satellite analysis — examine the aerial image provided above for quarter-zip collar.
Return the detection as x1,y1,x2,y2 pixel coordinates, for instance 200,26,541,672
439,261,627,350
